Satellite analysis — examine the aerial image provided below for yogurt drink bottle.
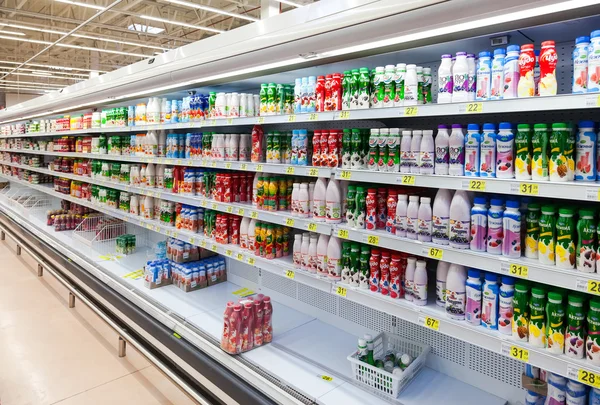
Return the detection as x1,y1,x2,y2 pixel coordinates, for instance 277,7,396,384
502,200,521,258
448,124,465,176
432,188,452,245
481,272,499,330
404,257,415,301
413,260,428,306
476,51,492,101
465,269,482,325
515,124,532,180
419,130,435,175
445,264,467,320
452,52,469,103
588,30,600,92
503,45,520,99
490,49,506,100
437,54,453,104
470,197,488,252
517,44,536,98
400,130,413,173
496,122,515,179
395,194,408,237
404,64,418,106
467,53,476,101
406,195,419,240
434,125,450,175
575,120,596,181
393,63,406,107
436,261,450,307
498,276,515,335
464,124,481,177
538,41,558,96
487,199,504,255
573,36,590,93
410,130,422,174
417,197,432,242
449,190,470,250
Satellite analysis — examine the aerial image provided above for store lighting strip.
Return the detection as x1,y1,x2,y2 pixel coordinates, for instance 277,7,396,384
0,60,106,74
0,29,25,36
53,0,106,11
162,0,259,22
0,79,63,88
0,72,80,81
140,15,224,34
0,66,89,78
274,0,305,7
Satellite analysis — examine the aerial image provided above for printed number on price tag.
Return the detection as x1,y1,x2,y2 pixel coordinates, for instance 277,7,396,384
251,211,259,219
340,170,352,180
211,203,218,210
468,179,486,191
247,257,256,265
339,111,350,119
211,244,218,252
257,117,265,124
320,375,333,382
308,168,319,177
404,107,418,116
226,206,233,213
307,222,317,232
256,164,264,172
579,369,600,388
308,113,319,121
237,208,245,216
225,249,233,257
240,163,248,170
589,280,600,294
400,175,415,185
519,183,539,195
225,162,232,169
288,115,297,122
236,253,244,261
366,235,379,246
509,346,529,362
465,102,483,113
227,118,233,125
285,270,295,279
337,229,349,239
509,264,529,278
335,286,347,297
423,316,439,331
285,166,295,175
201,241,207,248
427,247,444,260
285,218,295,227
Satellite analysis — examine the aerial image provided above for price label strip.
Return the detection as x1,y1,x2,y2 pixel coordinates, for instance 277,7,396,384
308,168,319,177
512,182,539,196
418,315,440,331
467,179,486,191
339,170,352,180
501,262,529,279
307,222,317,232
308,113,319,121
337,229,349,239
319,375,333,382
285,218,295,227
424,247,444,260
363,234,379,246
285,270,295,279
568,366,600,388
399,175,415,185
404,106,418,116
334,285,347,297
577,278,600,295
501,342,529,362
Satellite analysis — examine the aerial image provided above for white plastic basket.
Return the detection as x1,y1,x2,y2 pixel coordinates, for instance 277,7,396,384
347,332,430,401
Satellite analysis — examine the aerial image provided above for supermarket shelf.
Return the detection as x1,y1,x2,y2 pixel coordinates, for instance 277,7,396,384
2,172,599,393
333,224,600,294
334,169,600,202
0,160,332,236
5,93,600,140
0,148,330,178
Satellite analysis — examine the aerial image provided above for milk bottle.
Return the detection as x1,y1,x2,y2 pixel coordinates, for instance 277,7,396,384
573,36,590,93
449,190,470,250
452,52,469,103
448,124,465,176
437,54,453,104
434,125,450,175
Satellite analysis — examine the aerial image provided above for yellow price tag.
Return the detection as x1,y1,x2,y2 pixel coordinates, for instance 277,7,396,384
225,162,232,169
236,253,244,261
285,166,295,175
427,247,444,260
173,332,182,339
588,280,600,295
211,244,218,252
211,203,218,210
201,241,207,248
337,229,349,239
400,175,415,185
210,119,217,126
237,208,245,216
366,235,379,246
256,164,264,171
288,115,297,122
578,369,600,388
404,106,418,116
339,111,350,119
340,170,352,180
250,211,259,219
211,161,217,168
509,346,529,362
225,249,233,257
519,183,539,196
226,206,233,214
257,117,265,124
307,222,317,232
308,168,319,177
465,102,483,113
190,237,196,244
321,375,333,382
240,163,248,170
423,316,439,331
335,286,347,297
285,218,295,227
285,270,295,279
509,264,529,278
227,118,233,125
247,257,255,265
468,179,487,191
308,113,319,121
172,232,178,239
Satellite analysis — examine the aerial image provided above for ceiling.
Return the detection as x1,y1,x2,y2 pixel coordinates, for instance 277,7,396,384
0,0,315,95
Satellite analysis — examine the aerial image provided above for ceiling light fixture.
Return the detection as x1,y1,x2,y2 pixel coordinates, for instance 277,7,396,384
0,29,25,36
0,85,51,93
162,0,258,22
140,15,224,34
53,0,106,11
0,60,106,73
2,72,80,80
0,67,89,78
274,0,304,7
0,79,63,87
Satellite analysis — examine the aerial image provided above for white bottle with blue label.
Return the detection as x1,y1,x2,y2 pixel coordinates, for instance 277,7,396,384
476,51,492,101
481,272,499,330
573,36,590,94
480,123,497,178
576,120,597,181
490,49,506,100
464,124,481,177
588,30,600,93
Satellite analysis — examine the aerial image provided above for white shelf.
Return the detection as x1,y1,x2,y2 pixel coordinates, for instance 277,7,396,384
334,168,600,202
0,148,330,178
0,160,332,235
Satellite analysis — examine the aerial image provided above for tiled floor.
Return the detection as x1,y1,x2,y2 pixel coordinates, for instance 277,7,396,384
0,238,197,405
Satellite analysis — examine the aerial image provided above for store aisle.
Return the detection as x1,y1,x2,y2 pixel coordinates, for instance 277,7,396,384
0,238,197,405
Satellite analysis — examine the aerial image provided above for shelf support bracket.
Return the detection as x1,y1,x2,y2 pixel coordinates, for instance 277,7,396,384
118,336,126,357
37,264,43,277
1,230,5,240
68,292,75,308
16,245,21,255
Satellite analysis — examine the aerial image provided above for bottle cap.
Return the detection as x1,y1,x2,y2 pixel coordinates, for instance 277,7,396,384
483,123,496,131
484,272,498,282
467,123,480,131
576,36,591,44
478,51,491,58
474,197,487,205
592,30,600,39
579,120,595,129
501,276,515,285
517,124,531,130
493,48,506,56
506,200,520,208
451,124,463,129
507,45,520,53
468,269,480,278
499,122,512,130
490,198,504,206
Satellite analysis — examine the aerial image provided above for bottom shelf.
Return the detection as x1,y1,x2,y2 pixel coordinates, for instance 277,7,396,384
0,181,508,405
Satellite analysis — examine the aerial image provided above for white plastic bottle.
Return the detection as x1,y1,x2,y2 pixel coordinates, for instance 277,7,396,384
445,264,467,320
419,130,435,175
156,165,165,188
404,64,418,106
437,54,453,104
400,130,413,173
229,133,240,161
143,195,154,219
301,233,310,271
410,130,422,174
326,237,342,281
394,63,406,107
158,131,167,157
316,234,329,277
417,197,432,242
239,133,251,161
496,122,514,179
588,30,600,93
573,36,590,94
470,197,488,251
308,234,318,274
490,49,506,100
293,234,302,269
413,260,428,306
312,178,327,222
404,257,416,301
146,163,156,188
146,131,158,156
498,276,515,336
247,219,257,252
298,183,310,218
434,125,450,175
452,52,469,103
395,194,408,237
325,179,341,224
290,182,299,215
464,124,481,177
436,261,450,307
432,188,453,245
416,66,424,105
449,190,470,249
467,53,476,101
503,45,520,99
240,217,250,250
487,198,504,255
388,128,401,172
480,123,497,178
476,51,492,101
308,182,315,214
406,195,419,240
481,273,499,330
448,124,465,176
160,98,169,123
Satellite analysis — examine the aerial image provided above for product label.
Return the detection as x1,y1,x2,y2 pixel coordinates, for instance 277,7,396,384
449,145,464,167
480,137,496,177
566,307,585,359
556,217,576,269
498,289,514,335
412,281,427,303
577,219,596,271
449,219,469,248
573,44,589,93
419,150,434,172
436,279,447,307
502,215,521,258
435,145,449,165
445,290,466,320
482,287,498,329
466,285,482,325
406,215,418,238
432,215,449,243
417,218,432,240
576,131,596,181
487,212,503,254
438,74,453,95
326,200,341,222
496,134,515,177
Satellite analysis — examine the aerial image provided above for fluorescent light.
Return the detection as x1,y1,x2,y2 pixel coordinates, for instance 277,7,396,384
274,0,304,7
0,29,25,36
0,79,63,87
54,0,105,11
140,15,224,34
0,23,62,35
162,0,258,22
0,67,89,78
0,85,48,93
0,60,106,73
3,72,80,80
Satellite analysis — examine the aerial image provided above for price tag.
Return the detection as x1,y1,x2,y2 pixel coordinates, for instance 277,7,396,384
426,247,444,260
339,111,350,119
465,102,483,113
172,232,178,239
201,241,207,248
200,200,208,208
211,161,217,168
365,235,379,246
256,164,264,172
519,183,539,196
307,222,317,232
509,345,529,362
211,244,218,252
400,175,415,185
588,280,600,294
420,316,440,331
340,170,352,180
225,162,232,169
247,257,256,265
237,208,245,216
225,249,233,257
226,206,233,214
308,113,319,121
189,237,196,245
236,253,244,261
509,264,529,278
188,160,193,166
285,166,295,175
337,229,349,239
210,119,217,126
285,218,295,227
285,270,295,279
307,168,319,177
335,286,347,297
240,163,248,170
468,179,487,191
288,115,297,122
320,375,333,382
577,369,600,388
404,106,418,116
211,203,218,210
227,118,233,125
257,117,265,124
250,211,259,219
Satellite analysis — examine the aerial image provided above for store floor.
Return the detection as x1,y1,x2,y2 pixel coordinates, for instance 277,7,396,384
0,238,197,405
